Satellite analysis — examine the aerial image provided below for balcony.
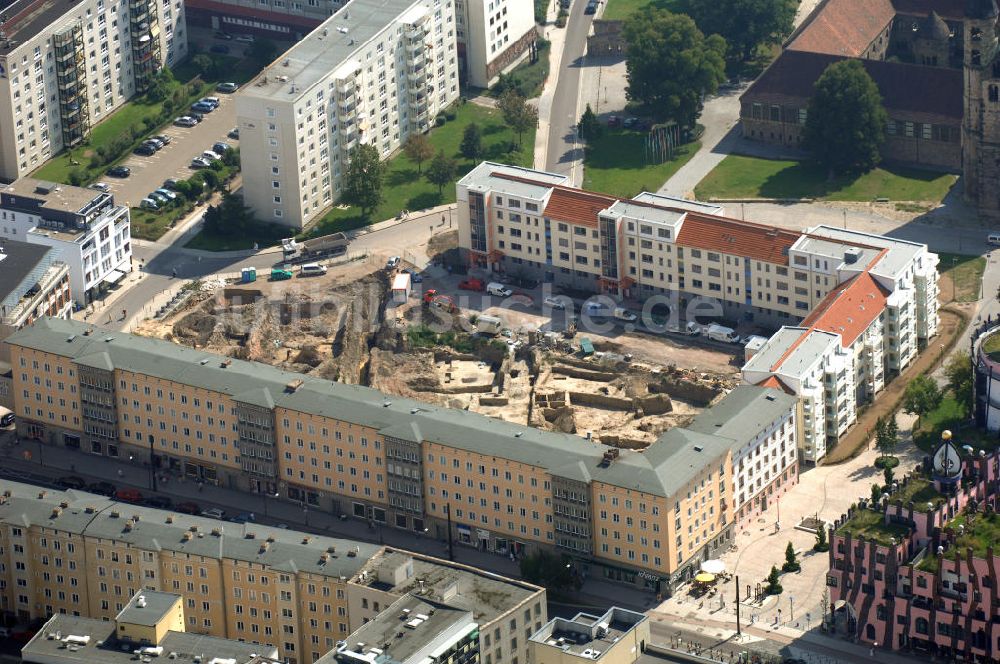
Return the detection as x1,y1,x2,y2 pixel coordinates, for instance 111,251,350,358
336,80,356,95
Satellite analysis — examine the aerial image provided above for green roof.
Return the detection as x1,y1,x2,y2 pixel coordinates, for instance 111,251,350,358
835,508,912,546
6,318,751,498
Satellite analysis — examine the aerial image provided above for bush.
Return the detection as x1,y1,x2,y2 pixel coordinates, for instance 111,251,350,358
68,169,84,186
874,456,899,470
556,9,568,27
444,109,457,121
435,114,446,126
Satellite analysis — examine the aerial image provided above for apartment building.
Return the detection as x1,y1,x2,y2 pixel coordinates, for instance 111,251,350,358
185,0,342,41
235,0,460,230
826,439,1000,659
454,0,535,87
22,590,279,664
0,0,186,183
528,607,649,664
0,479,545,664
5,317,736,595
0,238,72,341
0,178,132,305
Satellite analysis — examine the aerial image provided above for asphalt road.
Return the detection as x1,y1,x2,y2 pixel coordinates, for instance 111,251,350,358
101,93,239,207
544,0,596,183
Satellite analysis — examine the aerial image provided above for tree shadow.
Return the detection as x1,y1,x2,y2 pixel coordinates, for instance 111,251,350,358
407,190,443,210
388,168,420,187
482,124,506,136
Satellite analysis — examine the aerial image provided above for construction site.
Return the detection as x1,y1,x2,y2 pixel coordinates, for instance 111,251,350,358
133,257,740,448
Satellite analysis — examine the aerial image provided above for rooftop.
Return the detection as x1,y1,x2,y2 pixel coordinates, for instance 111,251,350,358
326,595,475,664
786,0,896,57
674,213,799,265
543,187,618,228
685,385,797,450
742,326,840,377
353,549,540,626
835,507,912,546
239,0,424,102
918,509,1000,571
1,178,106,215
116,590,180,627
529,608,646,661
8,317,728,498
805,225,927,279
22,614,278,664
799,273,888,347
630,192,724,216
0,0,87,56
0,239,55,308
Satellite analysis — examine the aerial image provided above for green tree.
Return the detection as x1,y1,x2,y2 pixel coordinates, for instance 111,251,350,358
191,54,215,78
403,133,434,173
883,466,895,487
497,89,538,148
519,550,580,592
871,483,883,504
577,104,602,141
814,525,828,552
782,542,799,572
622,8,726,127
945,352,974,415
685,0,796,63
765,566,783,595
425,149,458,196
803,60,887,175
460,122,484,161
342,144,384,217
902,375,943,424
875,413,899,460
204,192,253,236
248,39,278,67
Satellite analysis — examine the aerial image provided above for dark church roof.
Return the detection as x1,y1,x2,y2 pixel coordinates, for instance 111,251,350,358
965,0,999,19
741,50,963,121
921,11,952,39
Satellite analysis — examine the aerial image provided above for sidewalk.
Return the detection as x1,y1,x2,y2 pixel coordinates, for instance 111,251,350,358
533,2,568,170
0,431,648,611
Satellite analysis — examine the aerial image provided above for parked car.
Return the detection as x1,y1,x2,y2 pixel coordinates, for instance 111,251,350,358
209,44,230,54
403,268,423,283
386,256,400,269
227,127,240,139
584,0,597,13
134,144,156,156
214,31,233,40
139,198,159,210
212,141,231,154
622,117,638,129
155,188,177,200
459,278,485,292
163,178,180,190
188,111,205,122
149,191,169,204
144,495,173,509
90,182,111,192
143,137,164,149
190,102,214,114
199,96,221,108
107,165,131,177
87,481,116,496
190,157,212,169
543,296,567,310
56,475,86,490
607,115,620,127
115,488,143,503
230,512,256,524
234,34,255,43
200,507,226,519
202,150,222,162
174,116,197,127
175,501,200,514
153,134,171,145
216,82,239,93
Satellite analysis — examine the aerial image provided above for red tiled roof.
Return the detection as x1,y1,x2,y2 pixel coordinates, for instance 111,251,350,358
756,376,795,394
542,187,618,228
787,0,896,57
675,213,799,265
799,272,888,346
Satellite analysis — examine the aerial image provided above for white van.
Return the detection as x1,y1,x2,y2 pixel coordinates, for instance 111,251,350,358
486,282,512,297
299,263,327,276
989,233,1000,246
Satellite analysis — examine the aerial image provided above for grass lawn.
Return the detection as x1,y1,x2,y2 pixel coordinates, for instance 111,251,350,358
893,478,946,513
912,395,997,453
172,54,261,86
306,103,534,238
835,508,911,546
602,0,681,21
693,155,958,202
130,207,187,241
583,128,699,197
487,41,551,99
185,222,287,251
938,252,986,303
919,510,1000,571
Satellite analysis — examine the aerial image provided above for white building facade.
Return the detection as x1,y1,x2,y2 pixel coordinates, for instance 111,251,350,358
236,0,460,230
455,0,536,88
0,178,132,304
0,0,187,182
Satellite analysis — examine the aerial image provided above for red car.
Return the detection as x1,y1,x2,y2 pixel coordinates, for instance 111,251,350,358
115,488,143,503
175,501,200,514
459,278,484,292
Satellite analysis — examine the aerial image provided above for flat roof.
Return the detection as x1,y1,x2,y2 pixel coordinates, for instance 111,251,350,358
529,608,646,661
606,200,686,228
116,590,179,627
327,595,473,664
742,326,840,378
685,385,796,450
630,192,723,215
240,0,424,102
8,317,723,498
22,614,278,664
805,225,925,279
0,239,54,307
0,0,86,56
354,549,540,626
1,178,105,215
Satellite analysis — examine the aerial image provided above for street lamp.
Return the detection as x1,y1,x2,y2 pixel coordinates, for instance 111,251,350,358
788,595,795,622
148,435,157,492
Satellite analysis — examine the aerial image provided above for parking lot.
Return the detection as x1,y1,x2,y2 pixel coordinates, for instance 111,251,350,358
100,89,240,208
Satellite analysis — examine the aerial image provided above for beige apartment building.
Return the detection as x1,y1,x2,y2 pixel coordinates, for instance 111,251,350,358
0,480,545,664
5,317,740,595
0,0,186,182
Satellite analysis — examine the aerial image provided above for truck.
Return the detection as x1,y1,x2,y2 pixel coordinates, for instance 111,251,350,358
270,268,293,281
705,323,740,343
486,282,512,297
612,307,637,322
391,272,412,304
477,315,503,335
281,232,348,262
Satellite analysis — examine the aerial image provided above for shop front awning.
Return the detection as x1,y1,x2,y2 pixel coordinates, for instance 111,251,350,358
102,269,125,286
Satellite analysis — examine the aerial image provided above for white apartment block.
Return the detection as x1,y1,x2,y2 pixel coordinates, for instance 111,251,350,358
0,238,72,341
236,0,460,230
456,162,940,461
0,178,132,304
455,0,536,88
0,0,186,183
